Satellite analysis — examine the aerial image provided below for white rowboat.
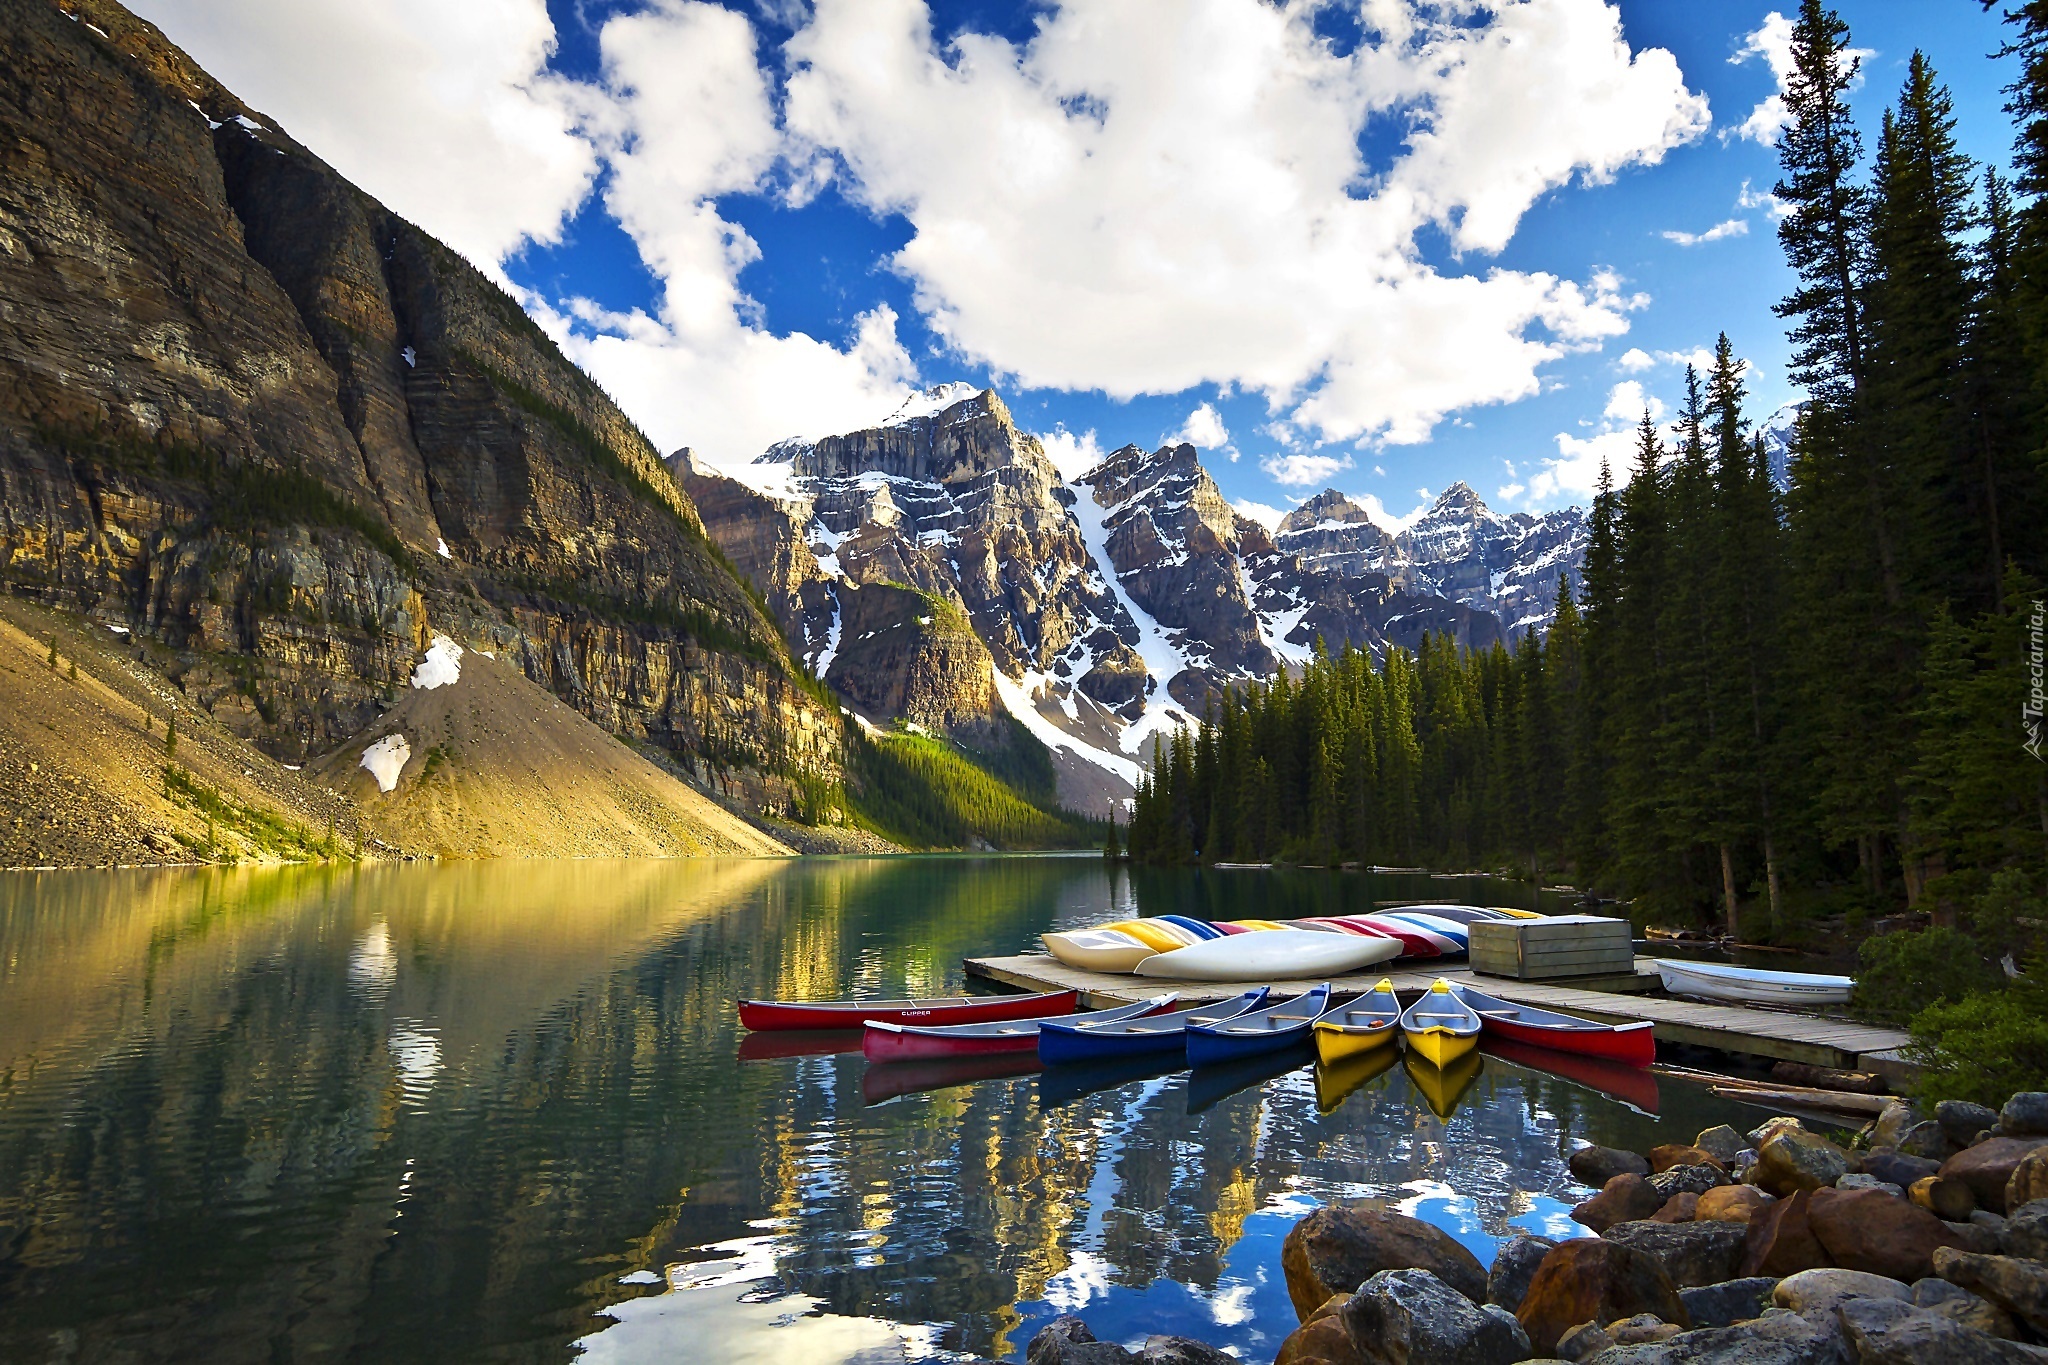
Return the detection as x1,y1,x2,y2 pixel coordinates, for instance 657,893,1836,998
1133,929,1401,981
1652,958,1854,1006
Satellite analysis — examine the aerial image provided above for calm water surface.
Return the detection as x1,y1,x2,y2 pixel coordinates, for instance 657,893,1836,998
0,857,1765,1364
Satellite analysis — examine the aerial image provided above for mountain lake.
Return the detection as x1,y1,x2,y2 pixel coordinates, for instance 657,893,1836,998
0,856,1781,1363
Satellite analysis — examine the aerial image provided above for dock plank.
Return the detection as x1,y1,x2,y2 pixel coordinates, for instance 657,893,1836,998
962,954,1912,1071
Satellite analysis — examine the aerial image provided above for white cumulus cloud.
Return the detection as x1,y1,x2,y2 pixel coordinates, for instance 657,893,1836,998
1229,497,1287,530
1261,452,1356,487
1165,401,1232,453
1039,425,1106,482
1729,11,1796,145
1617,346,1655,372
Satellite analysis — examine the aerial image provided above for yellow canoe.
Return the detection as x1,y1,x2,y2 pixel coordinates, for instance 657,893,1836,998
1400,978,1481,1069
1311,978,1402,1064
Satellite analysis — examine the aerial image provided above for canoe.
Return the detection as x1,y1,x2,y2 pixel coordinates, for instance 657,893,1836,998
1405,1045,1484,1119
1186,1045,1315,1113
738,989,1078,1032
1400,978,1482,1067
1042,926,1157,973
1037,988,1270,1064
1653,958,1854,1006
1314,1044,1401,1113
1394,905,1522,927
863,993,1176,1062
1452,983,1657,1067
1378,911,1470,954
1185,983,1335,1065
1481,1036,1661,1116
1333,916,1441,958
1133,929,1400,981
1311,978,1402,1064
1107,918,1209,951
860,1052,1043,1106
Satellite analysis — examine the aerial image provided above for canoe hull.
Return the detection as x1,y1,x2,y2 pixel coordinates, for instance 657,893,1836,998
1313,1022,1398,1064
1133,931,1400,981
863,995,1173,1061
738,990,1077,1032
1036,989,1268,1063
1405,1026,1478,1069
1653,959,1854,1006
1041,929,1156,973
1474,1014,1656,1066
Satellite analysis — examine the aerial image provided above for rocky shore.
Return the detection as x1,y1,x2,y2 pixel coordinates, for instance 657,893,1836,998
1027,1089,2048,1365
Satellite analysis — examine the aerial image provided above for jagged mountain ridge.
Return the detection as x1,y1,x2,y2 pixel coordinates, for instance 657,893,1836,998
683,385,1587,810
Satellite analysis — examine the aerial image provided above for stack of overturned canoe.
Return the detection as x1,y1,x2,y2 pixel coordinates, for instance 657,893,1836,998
1041,906,1541,980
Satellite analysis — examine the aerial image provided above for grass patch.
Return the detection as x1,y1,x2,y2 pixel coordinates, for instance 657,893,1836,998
163,765,349,863
844,727,1096,851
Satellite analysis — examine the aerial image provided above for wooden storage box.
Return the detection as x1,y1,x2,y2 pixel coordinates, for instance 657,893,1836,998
1469,915,1634,980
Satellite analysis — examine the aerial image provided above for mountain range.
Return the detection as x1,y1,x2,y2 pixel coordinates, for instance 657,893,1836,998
678,386,1588,813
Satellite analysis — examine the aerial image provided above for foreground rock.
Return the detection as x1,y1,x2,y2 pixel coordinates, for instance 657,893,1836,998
1937,1246,2048,1336
1696,1186,1774,1226
1487,1232,1558,1313
1912,1277,2020,1338
1574,1175,1665,1233
1574,1145,1654,1186
1677,1277,1779,1329
1343,1269,1529,1365
2008,1199,2048,1261
1770,1267,1909,1314
1582,1305,1850,1363
1517,1238,1688,1356
1943,1139,2048,1215
1742,1190,1828,1278
2008,1152,2048,1213
1754,1130,1852,1196
1837,1295,2048,1365
1026,1318,1232,1365
1806,1186,1964,1283
1281,1206,1488,1318
1603,1221,1749,1288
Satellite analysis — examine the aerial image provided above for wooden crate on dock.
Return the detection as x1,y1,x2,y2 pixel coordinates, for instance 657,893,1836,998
1470,915,1633,980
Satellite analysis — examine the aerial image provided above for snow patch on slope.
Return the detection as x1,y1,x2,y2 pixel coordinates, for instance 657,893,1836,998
990,668,1145,788
885,382,982,426
1062,480,1198,759
360,734,411,792
410,635,463,690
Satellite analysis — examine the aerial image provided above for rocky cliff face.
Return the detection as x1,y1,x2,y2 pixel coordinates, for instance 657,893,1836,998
0,0,839,812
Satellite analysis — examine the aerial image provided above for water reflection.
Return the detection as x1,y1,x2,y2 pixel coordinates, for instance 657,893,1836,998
2,858,1751,1365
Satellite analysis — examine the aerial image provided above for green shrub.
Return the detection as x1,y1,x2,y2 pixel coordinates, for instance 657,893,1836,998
1851,925,2003,1024
1907,969,2048,1107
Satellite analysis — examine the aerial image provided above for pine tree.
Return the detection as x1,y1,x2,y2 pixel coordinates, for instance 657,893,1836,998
1775,0,1870,404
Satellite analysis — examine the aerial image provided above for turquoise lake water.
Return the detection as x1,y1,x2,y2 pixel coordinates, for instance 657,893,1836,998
0,856,1765,1363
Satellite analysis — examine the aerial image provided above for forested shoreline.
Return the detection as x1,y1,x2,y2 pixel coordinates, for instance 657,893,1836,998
1129,1,2048,958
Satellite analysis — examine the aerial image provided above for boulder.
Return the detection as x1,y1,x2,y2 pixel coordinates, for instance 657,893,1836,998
1652,1193,1701,1224
1999,1093,2048,1138
1027,1317,1138,1365
1603,1219,1750,1288
1912,1277,2019,1339
1697,1185,1775,1226
1272,1296,1360,1365
1807,1187,1964,1283
1608,1313,1683,1346
1281,1205,1489,1319
1940,1101,2004,1149
1755,1131,1852,1196
1861,1150,1942,1190
1946,1219,2007,1254
1942,1137,2048,1214
1135,1339,1235,1365
1575,1306,1851,1363
1573,1144,1653,1187
1575,1175,1666,1234
1936,1247,2048,1337
1750,1116,1809,1147
1488,1232,1559,1313
1652,1164,1730,1202
2004,1199,2048,1260
1652,1145,1727,1175
1742,1189,1830,1278
1838,1295,2048,1365
1836,1173,1904,1197
1516,1239,1688,1357
1910,1175,1977,1221
1873,1102,1922,1151
2005,1150,2048,1214
1340,1269,1530,1365
1695,1126,1750,1167
1557,1321,1614,1361
1678,1277,1779,1329
1899,1121,1958,1162
1771,1267,1911,1314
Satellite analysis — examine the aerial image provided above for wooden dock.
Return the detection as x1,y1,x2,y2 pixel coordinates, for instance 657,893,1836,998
964,953,1915,1077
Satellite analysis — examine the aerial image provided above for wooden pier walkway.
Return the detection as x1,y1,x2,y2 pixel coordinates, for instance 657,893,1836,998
963,953,1916,1078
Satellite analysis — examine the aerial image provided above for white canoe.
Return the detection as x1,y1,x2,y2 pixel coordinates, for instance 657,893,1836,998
1042,927,1157,973
1653,958,1854,1006
1133,930,1402,981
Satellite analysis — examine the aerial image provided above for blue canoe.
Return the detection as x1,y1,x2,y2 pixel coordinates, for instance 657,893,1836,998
1185,983,1335,1066
1037,988,1269,1064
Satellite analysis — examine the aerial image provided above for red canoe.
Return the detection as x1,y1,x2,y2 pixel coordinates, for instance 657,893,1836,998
863,993,1176,1062
1453,984,1656,1067
737,990,1078,1032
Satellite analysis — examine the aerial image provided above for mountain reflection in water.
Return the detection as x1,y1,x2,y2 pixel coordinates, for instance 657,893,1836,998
0,857,1761,1364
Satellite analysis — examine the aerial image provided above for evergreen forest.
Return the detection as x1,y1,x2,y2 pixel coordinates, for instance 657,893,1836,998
1128,0,2048,970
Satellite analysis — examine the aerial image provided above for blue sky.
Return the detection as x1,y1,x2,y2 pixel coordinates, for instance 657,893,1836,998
137,0,2023,525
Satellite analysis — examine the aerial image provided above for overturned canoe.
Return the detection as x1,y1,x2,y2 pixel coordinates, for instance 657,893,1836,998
737,990,1077,1032
1653,958,1854,1006
1133,929,1400,981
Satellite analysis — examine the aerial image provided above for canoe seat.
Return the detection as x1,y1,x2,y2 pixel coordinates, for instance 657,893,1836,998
1476,1009,1521,1019
1409,1012,1471,1022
